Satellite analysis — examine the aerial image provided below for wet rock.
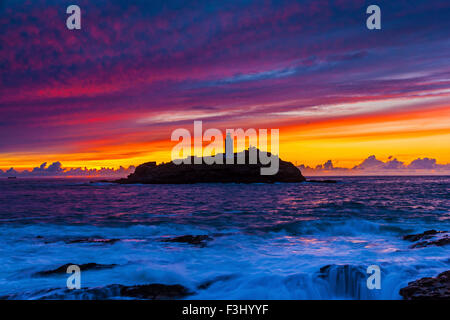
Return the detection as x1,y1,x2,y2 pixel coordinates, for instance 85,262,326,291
66,238,120,244
35,263,117,276
403,230,445,242
403,230,449,248
1,283,193,300
119,284,192,299
162,235,212,246
411,237,450,248
197,274,236,290
400,271,450,300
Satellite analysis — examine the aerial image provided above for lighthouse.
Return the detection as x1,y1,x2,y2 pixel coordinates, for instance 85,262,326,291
225,131,233,159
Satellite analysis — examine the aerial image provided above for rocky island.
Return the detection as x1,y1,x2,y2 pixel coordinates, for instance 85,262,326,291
115,149,305,184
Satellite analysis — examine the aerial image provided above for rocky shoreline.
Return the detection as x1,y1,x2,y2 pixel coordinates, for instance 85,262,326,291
25,229,450,300
398,230,450,299
400,271,450,300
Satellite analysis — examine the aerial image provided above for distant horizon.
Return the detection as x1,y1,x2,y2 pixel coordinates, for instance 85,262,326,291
2,152,450,177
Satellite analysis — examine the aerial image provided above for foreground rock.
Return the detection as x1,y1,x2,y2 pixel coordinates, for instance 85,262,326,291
162,235,212,246
403,230,449,248
197,274,236,290
119,284,192,299
403,230,445,242
412,237,450,248
400,271,450,300
1,283,192,300
115,149,305,184
35,263,117,276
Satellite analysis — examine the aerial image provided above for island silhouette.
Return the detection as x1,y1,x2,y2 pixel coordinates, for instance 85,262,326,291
114,148,305,184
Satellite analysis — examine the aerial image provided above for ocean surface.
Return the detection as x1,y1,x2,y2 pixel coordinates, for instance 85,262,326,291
0,176,449,299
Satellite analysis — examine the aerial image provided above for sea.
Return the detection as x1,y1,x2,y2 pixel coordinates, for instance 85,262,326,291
0,176,448,299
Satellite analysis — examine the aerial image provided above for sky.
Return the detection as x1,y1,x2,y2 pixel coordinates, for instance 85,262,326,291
0,0,449,173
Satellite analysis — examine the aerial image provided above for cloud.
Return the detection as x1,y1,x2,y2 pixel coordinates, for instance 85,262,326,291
352,155,385,170
408,158,437,169
3,156,449,178
0,162,135,178
383,158,405,170
300,156,450,176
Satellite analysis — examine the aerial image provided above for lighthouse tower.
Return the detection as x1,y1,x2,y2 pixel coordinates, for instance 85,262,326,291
225,131,233,159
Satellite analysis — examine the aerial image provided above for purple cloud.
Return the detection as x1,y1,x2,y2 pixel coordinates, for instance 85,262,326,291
300,156,450,176
0,162,135,178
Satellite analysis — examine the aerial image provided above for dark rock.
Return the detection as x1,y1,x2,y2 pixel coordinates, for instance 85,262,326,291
411,237,450,248
402,230,449,248
162,235,212,246
197,274,236,290
119,283,192,299
114,149,305,184
403,230,444,242
35,263,117,276
400,271,450,300
1,283,193,300
66,238,120,244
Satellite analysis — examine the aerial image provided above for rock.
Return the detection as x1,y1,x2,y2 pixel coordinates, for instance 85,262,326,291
402,230,449,248
403,230,445,242
66,238,120,244
400,271,450,300
114,149,305,184
197,274,236,290
411,237,450,248
307,179,338,183
119,284,192,299
35,263,117,276
162,235,212,246
1,283,193,300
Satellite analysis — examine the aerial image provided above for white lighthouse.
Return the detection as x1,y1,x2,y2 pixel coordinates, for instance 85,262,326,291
225,131,233,159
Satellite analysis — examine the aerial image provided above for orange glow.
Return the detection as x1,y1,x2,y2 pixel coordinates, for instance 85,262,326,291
1,103,449,171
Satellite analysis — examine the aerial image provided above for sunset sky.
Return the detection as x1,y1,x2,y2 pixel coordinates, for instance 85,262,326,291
0,0,449,171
